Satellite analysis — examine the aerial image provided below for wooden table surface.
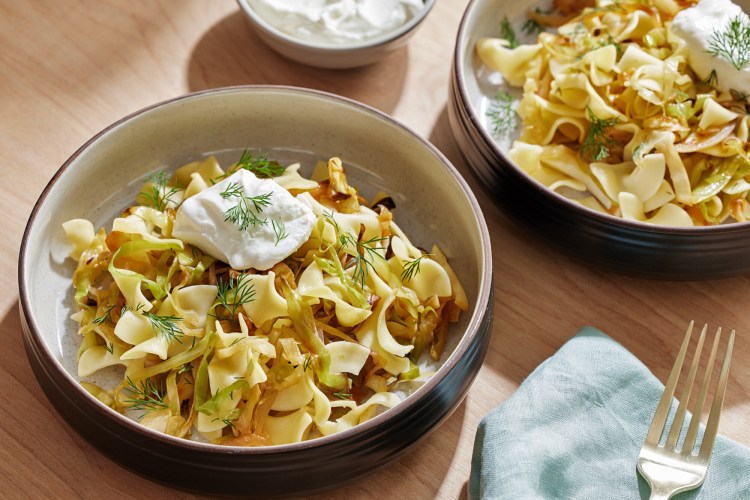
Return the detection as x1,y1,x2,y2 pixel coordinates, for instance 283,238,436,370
2,1,749,498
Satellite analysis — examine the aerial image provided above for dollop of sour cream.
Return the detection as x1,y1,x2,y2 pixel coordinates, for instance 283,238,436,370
670,0,750,94
172,169,315,271
246,0,424,45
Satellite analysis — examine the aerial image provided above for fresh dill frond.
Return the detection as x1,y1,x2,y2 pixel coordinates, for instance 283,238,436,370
143,311,183,343
706,15,750,70
215,273,256,318
581,107,620,162
235,150,286,178
220,182,272,231
339,232,388,291
123,377,170,412
500,16,520,49
103,342,114,354
401,254,431,282
333,391,351,400
487,90,516,137
702,69,719,87
92,305,116,325
303,355,313,372
271,219,288,246
137,171,181,212
522,18,545,37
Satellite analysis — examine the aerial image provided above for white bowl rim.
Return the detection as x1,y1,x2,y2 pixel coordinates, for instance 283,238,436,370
18,84,493,455
236,0,437,52
453,0,750,236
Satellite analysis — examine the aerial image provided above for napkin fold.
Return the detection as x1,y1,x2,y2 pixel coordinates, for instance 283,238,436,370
469,327,750,499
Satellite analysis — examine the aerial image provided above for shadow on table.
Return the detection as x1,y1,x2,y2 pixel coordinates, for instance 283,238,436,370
186,10,409,114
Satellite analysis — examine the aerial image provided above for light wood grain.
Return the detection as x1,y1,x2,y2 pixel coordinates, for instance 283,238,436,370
2,1,749,498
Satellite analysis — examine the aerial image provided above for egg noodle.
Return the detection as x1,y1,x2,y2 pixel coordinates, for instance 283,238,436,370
63,154,467,446
477,0,750,226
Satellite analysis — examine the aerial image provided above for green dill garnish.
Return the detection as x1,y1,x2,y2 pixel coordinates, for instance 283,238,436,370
215,273,256,319
123,377,170,412
500,16,519,49
338,231,388,291
271,219,288,246
137,171,181,212
706,15,750,70
143,311,183,343
702,69,719,87
220,181,272,231
487,90,516,136
235,150,286,178
333,391,351,400
303,355,313,372
581,107,620,162
522,19,544,36
92,305,116,325
322,210,386,290
401,254,430,282
103,342,114,354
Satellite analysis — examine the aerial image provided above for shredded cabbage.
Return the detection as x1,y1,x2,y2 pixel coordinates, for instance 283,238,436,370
64,153,467,446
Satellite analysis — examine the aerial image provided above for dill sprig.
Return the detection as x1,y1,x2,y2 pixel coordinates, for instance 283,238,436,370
235,150,286,178
487,90,516,137
215,273,256,318
92,305,116,325
303,355,313,372
401,254,431,282
123,377,170,412
333,390,351,400
271,219,288,246
522,18,545,36
702,69,719,87
143,311,183,343
581,107,620,162
137,171,181,212
706,15,750,70
339,232,388,291
500,16,519,49
220,182,272,231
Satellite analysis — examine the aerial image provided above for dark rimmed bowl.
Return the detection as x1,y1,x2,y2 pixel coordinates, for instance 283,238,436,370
450,0,750,280
18,86,493,496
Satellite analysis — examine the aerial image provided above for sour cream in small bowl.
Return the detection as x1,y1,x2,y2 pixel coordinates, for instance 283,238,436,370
237,0,436,69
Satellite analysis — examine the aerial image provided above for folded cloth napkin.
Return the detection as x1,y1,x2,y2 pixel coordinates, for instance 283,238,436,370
469,327,750,499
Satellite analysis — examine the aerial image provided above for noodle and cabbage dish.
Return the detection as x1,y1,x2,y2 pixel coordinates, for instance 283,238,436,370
477,0,750,226
62,153,467,446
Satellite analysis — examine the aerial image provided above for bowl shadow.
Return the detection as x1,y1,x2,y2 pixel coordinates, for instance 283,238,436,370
186,11,409,114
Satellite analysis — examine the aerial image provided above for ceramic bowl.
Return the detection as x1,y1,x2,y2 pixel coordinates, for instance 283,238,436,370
18,86,492,496
450,0,750,280
236,0,436,69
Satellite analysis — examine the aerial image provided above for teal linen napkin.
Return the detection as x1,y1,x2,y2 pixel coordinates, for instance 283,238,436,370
469,327,750,499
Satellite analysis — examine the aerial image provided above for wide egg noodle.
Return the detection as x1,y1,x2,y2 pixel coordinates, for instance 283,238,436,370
61,219,96,260
241,272,289,328
297,260,372,326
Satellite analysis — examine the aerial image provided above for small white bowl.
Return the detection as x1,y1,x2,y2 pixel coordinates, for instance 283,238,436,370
237,0,436,69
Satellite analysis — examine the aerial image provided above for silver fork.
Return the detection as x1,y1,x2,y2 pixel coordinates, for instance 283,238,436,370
637,321,735,500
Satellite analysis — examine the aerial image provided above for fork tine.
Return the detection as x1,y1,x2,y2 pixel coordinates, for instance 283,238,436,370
644,321,694,445
698,330,735,460
665,323,707,450
682,327,721,456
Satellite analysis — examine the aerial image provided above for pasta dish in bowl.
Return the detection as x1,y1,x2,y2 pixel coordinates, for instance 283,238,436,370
450,0,750,278
18,86,492,496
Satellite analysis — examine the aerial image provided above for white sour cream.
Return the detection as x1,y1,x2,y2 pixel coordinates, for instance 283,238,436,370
172,170,315,271
246,0,425,45
670,0,750,94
